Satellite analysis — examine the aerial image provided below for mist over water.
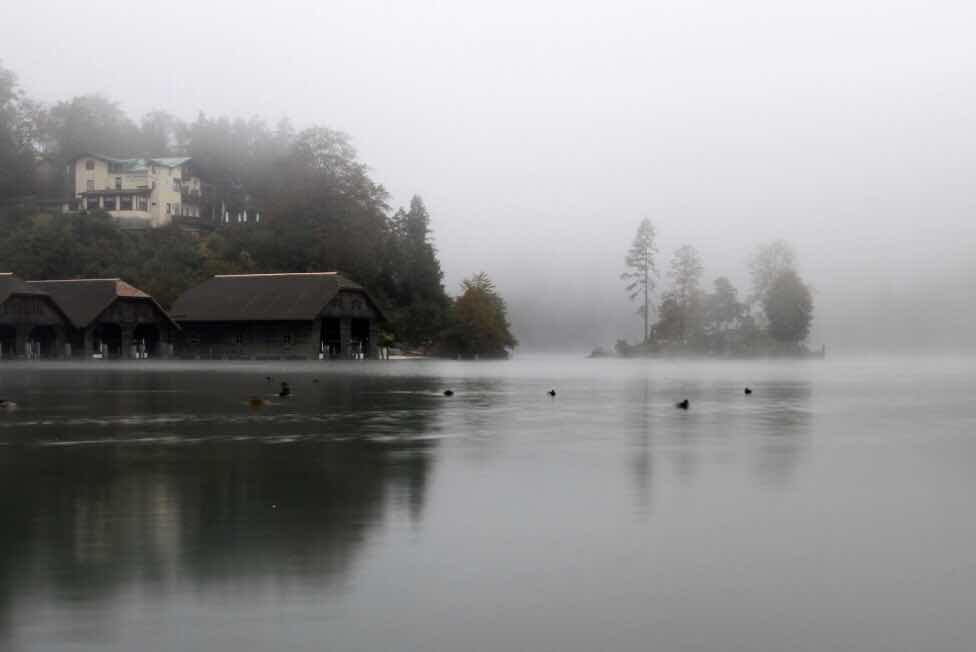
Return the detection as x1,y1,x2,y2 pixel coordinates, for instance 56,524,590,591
3,1,976,649
1,357,975,651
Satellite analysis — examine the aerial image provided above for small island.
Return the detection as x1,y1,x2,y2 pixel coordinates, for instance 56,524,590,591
611,219,819,358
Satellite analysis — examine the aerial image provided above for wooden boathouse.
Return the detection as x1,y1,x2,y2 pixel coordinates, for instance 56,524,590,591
27,279,179,358
170,273,386,360
0,274,73,359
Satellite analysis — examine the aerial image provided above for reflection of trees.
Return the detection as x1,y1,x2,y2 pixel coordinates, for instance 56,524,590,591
618,374,812,496
0,368,443,639
626,377,654,516
179,440,437,588
669,379,705,485
752,381,812,488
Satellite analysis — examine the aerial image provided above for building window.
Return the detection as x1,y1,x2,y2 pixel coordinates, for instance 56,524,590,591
166,203,171,215
137,196,148,211
119,195,133,210
85,197,99,210
172,179,180,191
86,180,95,192
235,335,244,345
85,159,95,170
283,334,292,345
115,177,122,190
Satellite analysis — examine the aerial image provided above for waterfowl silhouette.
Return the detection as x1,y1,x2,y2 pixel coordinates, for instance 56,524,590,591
443,389,454,397
0,399,17,410
676,399,689,410
548,389,557,397
265,376,273,383
744,387,753,395
278,382,291,398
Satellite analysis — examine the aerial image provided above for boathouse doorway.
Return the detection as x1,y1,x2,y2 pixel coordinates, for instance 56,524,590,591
351,319,370,360
133,324,160,358
94,323,122,358
28,325,57,359
322,318,341,358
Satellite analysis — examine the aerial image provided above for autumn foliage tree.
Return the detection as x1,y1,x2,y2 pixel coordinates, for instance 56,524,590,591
439,273,517,358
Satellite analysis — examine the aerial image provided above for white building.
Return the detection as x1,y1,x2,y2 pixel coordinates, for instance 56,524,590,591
68,154,204,228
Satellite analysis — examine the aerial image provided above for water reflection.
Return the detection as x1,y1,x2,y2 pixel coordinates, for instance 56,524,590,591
443,378,509,464
620,373,813,510
0,360,837,651
626,377,655,516
0,365,443,645
752,381,812,488
0,441,437,634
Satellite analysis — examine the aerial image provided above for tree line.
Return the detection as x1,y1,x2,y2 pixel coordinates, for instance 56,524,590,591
0,61,516,357
619,218,814,356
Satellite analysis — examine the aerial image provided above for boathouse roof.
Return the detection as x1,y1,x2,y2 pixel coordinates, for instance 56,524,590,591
170,273,386,322
26,278,176,329
0,273,50,305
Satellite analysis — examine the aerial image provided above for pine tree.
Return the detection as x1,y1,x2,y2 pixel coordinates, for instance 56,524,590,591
387,196,450,346
621,218,658,343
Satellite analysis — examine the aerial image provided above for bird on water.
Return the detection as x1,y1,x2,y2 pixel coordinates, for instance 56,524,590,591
676,399,689,410
548,389,557,397
744,387,753,395
278,382,291,398
443,389,454,397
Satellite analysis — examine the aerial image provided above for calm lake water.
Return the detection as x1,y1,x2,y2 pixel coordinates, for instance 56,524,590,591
1,356,975,651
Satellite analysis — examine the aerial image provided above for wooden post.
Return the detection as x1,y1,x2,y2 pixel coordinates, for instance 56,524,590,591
54,327,66,359
368,321,379,360
82,327,94,359
311,318,323,359
121,325,134,359
159,328,171,359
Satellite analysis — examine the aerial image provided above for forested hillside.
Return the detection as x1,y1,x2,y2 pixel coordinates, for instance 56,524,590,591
0,61,515,354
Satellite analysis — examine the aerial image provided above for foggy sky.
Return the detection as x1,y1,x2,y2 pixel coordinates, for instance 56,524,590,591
3,0,976,352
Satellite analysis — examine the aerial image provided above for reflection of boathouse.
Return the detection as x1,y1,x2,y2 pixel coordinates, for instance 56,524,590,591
27,279,178,359
0,274,72,359
170,273,386,360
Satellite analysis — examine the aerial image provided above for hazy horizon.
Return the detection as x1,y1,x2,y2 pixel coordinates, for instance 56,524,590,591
4,0,975,353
